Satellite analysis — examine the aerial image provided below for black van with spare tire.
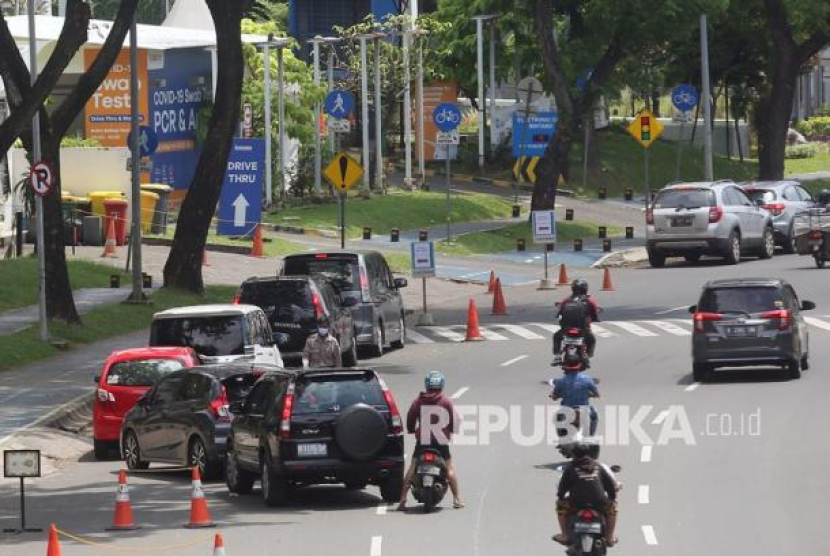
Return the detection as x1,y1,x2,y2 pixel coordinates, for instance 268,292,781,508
225,367,405,506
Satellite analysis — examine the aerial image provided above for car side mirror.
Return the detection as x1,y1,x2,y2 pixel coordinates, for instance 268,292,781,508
801,300,816,311
93,374,100,384
688,305,697,314
393,277,408,289
228,401,245,414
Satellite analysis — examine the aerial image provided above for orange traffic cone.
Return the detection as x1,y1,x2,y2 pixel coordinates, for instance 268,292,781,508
184,466,215,528
101,220,117,258
251,224,264,258
486,269,496,294
46,524,61,556
214,533,226,556
557,263,569,285
107,469,140,530
602,268,615,291
464,298,484,341
491,278,508,316
202,249,210,267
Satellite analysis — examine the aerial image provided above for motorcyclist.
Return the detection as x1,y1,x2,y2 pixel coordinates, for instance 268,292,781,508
818,189,830,208
552,279,600,366
396,371,464,510
553,442,618,547
550,352,599,437
302,317,342,368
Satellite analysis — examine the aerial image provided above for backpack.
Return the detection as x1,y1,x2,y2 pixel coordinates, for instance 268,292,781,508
559,297,591,329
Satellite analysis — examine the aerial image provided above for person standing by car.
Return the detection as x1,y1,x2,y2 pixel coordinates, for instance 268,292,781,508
302,318,342,368
396,371,464,510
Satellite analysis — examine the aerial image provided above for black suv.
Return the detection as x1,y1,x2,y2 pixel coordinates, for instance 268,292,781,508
225,368,405,506
121,363,272,479
281,251,407,357
235,276,358,367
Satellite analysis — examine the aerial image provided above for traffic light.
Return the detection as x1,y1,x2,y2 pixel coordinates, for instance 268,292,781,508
641,116,651,142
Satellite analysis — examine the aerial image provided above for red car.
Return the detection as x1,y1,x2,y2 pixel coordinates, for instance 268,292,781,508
93,347,199,459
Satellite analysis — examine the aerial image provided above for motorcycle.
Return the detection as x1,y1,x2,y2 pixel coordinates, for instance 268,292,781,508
563,467,622,556
411,448,448,513
562,327,589,363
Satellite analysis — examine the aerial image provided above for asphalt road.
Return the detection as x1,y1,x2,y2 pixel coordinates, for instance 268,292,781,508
2,251,829,555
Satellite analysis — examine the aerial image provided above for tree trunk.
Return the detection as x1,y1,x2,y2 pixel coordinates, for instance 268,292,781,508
651,90,661,118
758,59,797,180
163,0,251,292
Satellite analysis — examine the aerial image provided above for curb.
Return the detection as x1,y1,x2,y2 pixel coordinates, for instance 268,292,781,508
0,392,93,448
592,247,649,269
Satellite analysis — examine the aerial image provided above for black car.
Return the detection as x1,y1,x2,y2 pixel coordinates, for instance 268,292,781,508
121,363,272,479
689,278,815,381
235,276,358,367
225,367,405,506
280,251,407,356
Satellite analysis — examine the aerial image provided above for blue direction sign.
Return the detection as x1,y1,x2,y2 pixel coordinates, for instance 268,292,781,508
324,90,355,119
127,125,158,157
433,103,462,132
512,111,557,157
218,138,264,237
672,85,699,112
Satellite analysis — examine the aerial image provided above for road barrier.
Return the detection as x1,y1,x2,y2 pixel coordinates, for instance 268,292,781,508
465,298,484,341
107,469,140,531
391,228,399,242
598,187,607,200
184,467,215,529
602,268,615,291
598,226,607,239
101,220,118,258
573,239,583,252
250,224,264,258
491,278,508,316
557,263,569,285
626,226,634,239
516,238,526,251
603,239,612,252
624,188,633,201
362,227,372,240
565,209,574,221
419,229,428,241
486,269,496,294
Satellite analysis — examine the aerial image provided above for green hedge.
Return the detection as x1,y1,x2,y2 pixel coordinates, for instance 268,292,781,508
796,116,830,137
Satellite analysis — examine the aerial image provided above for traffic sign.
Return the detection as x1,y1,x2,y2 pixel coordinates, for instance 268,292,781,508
436,129,460,146
513,155,539,184
218,138,264,236
672,85,699,112
512,111,557,157
432,103,462,133
627,109,664,149
516,76,544,100
324,90,355,119
242,103,253,138
411,241,436,278
28,160,55,197
324,152,363,192
126,157,153,173
127,125,158,157
327,118,351,133
532,210,556,243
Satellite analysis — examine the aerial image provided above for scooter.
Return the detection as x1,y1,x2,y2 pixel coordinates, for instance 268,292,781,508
411,448,448,513
563,467,623,556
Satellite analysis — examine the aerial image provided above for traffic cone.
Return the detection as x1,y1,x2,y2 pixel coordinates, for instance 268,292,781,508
602,268,615,292
107,469,140,530
250,224,264,258
184,466,215,528
214,533,226,556
486,269,496,294
557,263,569,285
202,249,210,267
46,524,61,556
464,298,484,341
101,220,117,258
491,278,508,316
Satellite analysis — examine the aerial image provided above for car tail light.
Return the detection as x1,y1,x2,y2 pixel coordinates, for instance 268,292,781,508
762,203,785,216
809,230,822,240
646,209,654,225
311,292,323,317
232,289,241,304
694,312,721,332
708,206,723,223
314,253,328,258
97,388,115,403
378,378,403,434
209,386,230,421
359,265,371,302
761,309,791,330
423,451,436,462
579,509,596,521
280,384,296,440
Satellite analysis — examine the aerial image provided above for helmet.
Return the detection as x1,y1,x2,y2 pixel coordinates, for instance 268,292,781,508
818,189,830,205
562,351,585,372
570,442,592,460
571,279,588,296
424,370,446,392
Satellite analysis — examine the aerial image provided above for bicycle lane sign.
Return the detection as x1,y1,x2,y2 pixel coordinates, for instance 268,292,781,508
433,103,462,132
672,85,698,112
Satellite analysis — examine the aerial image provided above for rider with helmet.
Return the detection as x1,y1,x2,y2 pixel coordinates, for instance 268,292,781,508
552,279,601,366
396,371,464,510
550,352,600,437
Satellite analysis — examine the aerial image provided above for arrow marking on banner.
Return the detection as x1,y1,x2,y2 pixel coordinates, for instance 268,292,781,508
232,194,249,228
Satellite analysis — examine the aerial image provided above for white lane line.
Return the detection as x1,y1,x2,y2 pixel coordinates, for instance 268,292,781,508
655,305,690,315
685,382,700,392
805,316,830,331
651,410,669,425
501,355,528,367
431,326,466,342
642,525,658,545
638,485,650,504
492,324,545,340
640,320,691,336
370,536,383,556
405,328,435,344
604,321,658,337
640,445,653,463
376,504,390,515
451,387,469,399
451,325,508,341
589,324,617,338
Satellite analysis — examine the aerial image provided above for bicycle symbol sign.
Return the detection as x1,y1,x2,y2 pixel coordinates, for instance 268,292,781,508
672,85,698,112
433,103,462,132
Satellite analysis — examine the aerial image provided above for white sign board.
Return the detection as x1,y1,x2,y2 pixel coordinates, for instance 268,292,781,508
327,119,351,133
411,241,436,278
532,210,557,243
436,129,460,146
672,109,695,124
3,450,41,478
126,157,153,173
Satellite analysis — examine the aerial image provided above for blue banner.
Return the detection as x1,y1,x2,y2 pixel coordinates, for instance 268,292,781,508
512,111,557,158
217,138,265,237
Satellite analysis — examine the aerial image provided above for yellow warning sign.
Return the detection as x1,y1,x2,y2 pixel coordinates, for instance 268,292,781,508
324,152,363,192
513,156,540,184
627,108,664,149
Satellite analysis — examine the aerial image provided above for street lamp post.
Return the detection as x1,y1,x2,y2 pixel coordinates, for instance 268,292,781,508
255,37,289,206
358,34,373,194
473,15,498,168
310,37,322,196
700,14,714,181
373,33,383,192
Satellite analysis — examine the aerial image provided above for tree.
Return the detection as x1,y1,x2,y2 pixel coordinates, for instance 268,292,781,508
0,0,139,323
163,0,253,292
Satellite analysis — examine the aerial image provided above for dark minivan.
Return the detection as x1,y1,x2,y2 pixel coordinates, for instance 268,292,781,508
281,251,407,356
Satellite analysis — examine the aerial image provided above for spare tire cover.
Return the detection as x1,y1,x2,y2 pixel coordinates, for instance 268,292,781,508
335,403,388,461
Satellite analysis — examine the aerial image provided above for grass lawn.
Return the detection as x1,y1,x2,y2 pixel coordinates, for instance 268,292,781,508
149,229,303,258
785,152,830,175
0,285,236,371
380,251,412,275
436,221,620,256
265,190,513,238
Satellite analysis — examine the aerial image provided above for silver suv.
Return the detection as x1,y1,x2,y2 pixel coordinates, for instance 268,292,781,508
646,181,775,267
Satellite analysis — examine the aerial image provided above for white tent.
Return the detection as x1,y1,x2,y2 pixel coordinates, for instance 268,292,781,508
162,0,214,32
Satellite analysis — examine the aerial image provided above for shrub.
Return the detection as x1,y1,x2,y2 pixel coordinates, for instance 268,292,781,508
784,143,818,159
796,116,830,137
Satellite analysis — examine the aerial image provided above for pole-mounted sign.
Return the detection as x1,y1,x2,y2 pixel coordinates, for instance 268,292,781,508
28,160,55,197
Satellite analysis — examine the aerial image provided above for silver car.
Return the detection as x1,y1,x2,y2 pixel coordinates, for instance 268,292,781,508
646,181,775,267
740,181,816,253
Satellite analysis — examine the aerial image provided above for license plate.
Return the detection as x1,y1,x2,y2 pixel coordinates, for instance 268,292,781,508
671,216,693,227
418,465,441,475
422,475,434,487
574,522,602,534
297,443,327,457
564,337,583,345
726,326,757,337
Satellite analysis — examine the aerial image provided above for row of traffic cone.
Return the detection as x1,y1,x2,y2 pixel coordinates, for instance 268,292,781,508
46,522,226,556
554,263,615,291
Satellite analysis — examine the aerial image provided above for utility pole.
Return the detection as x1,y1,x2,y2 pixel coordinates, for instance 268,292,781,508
489,21,497,152
475,16,485,169
277,44,286,199
263,42,273,205
311,37,322,196
358,34,371,194
700,14,714,181
402,24,413,188
416,30,425,187
128,11,143,302
373,34,383,192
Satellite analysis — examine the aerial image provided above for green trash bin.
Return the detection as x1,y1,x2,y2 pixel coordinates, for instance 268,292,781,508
61,196,84,245
141,183,173,234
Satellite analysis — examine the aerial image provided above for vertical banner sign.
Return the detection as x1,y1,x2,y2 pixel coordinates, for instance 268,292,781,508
420,81,459,162
218,138,265,237
85,49,149,147
411,241,436,278
531,210,557,243
512,111,557,158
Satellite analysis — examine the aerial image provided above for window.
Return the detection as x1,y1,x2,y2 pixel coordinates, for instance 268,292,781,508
796,186,813,202
222,373,259,403
367,255,387,295
151,316,246,356
105,358,185,387
785,286,800,310
733,189,754,206
283,256,361,292
181,373,212,402
152,374,185,405
653,188,715,209
745,189,775,204
244,382,271,415
293,375,385,415
698,287,783,314
783,186,798,201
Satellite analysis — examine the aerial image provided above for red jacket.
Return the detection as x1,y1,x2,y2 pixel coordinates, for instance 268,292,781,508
406,391,458,445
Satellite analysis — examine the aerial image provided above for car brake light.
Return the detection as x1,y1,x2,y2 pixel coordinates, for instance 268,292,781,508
209,386,230,421
762,203,785,216
646,209,654,225
280,384,295,439
708,206,723,223
694,312,721,332
97,388,115,403
359,265,371,302
314,253,328,258
809,230,822,240
232,292,241,304
312,292,323,317
579,509,596,521
378,378,403,434
423,451,436,462
761,309,791,330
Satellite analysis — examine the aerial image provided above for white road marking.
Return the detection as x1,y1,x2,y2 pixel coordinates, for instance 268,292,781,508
405,328,435,344
685,382,700,392
451,387,469,399
370,536,383,556
492,324,544,340
651,410,670,425
604,321,658,337
805,316,830,331
640,445,653,463
451,325,510,341
376,504,390,515
638,485,650,504
589,324,617,338
655,305,691,315
641,320,690,336
501,355,528,367
642,525,658,545
431,326,466,342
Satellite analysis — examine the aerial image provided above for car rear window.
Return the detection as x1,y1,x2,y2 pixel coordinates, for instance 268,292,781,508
240,281,314,322
105,358,186,387
151,316,245,356
745,189,776,204
653,188,715,209
698,287,784,314
222,373,259,402
293,374,385,415
283,256,360,292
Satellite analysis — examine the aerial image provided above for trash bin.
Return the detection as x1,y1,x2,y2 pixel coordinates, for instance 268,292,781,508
140,183,173,234
83,215,104,246
103,198,129,246
139,191,159,234
89,190,126,217
61,195,85,245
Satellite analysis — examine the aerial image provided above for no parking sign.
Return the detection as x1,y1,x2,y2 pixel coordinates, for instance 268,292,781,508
29,160,55,197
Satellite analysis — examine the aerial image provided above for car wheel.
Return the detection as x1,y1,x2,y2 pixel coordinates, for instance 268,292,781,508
189,437,220,481
225,447,255,495
379,469,404,503
261,457,289,507
342,334,359,367
391,315,405,349
647,248,666,268
801,353,810,371
758,227,775,259
816,254,826,268
723,230,741,265
783,224,797,254
692,362,711,383
344,479,368,490
122,431,149,470
683,252,701,264
787,359,801,380
94,439,115,461
370,322,385,358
